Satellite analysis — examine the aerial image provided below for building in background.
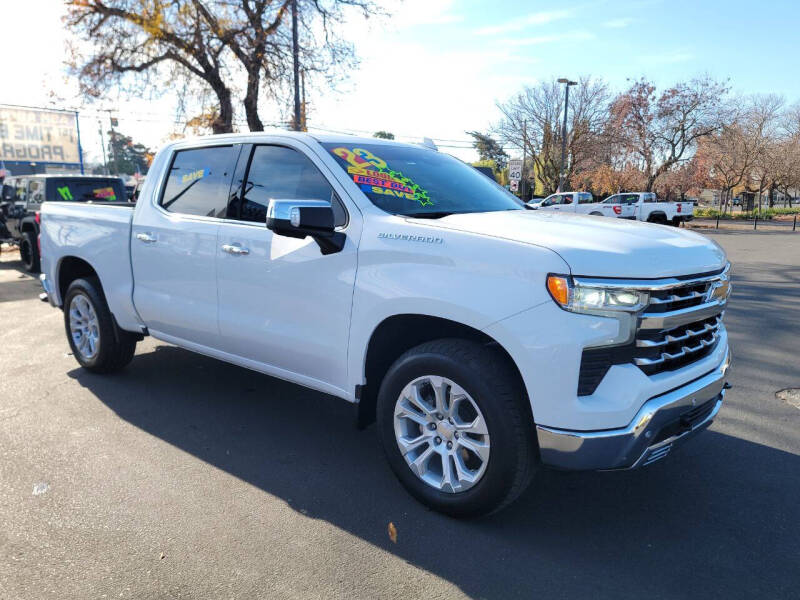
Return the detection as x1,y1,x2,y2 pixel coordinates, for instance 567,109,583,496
0,105,84,177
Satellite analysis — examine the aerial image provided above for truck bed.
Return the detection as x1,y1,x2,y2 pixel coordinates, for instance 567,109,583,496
39,202,142,332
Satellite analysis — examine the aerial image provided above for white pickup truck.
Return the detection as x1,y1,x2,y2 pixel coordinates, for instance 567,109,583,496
39,132,732,517
607,192,695,225
530,191,636,219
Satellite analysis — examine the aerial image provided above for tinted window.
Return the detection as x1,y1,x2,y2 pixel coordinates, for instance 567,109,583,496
238,145,345,226
562,194,573,205
643,193,656,203
602,195,618,204
322,143,522,217
14,179,28,202
578,192,595,204
47,178,126,203
161,146,236,217
540,194,556,206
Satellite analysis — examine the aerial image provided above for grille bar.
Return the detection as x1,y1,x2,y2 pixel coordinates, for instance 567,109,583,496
634,331,720,366
647,290,704,305
636,315,722,348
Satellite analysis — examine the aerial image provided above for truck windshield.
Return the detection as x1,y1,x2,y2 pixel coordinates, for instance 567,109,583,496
48,178,126,203
321,142,523,217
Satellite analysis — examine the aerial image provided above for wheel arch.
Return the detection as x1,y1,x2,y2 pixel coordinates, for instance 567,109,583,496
356,314,529,428
57,256,102,307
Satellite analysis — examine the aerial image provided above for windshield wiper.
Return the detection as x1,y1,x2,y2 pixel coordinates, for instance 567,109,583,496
404,211,455,219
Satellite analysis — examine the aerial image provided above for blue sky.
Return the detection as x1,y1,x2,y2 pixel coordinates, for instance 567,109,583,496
431,0,799,96
4,0,799,163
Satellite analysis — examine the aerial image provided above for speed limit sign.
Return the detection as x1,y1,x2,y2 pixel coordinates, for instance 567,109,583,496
508,159,523,182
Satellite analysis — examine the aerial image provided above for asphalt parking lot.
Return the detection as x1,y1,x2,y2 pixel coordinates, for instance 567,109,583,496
1,231,798,600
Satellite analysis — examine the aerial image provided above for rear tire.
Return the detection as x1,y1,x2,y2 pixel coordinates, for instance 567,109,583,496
376,339,537,518
63,277,137,373
20,232,40,272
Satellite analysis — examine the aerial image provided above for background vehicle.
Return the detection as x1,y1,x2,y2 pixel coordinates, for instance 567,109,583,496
533,191,635,218
39,132,731,517
0,174,125,271
606,192,694,225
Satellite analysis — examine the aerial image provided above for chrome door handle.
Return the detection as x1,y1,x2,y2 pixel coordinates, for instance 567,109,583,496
221,243,250,255
136,232,157,243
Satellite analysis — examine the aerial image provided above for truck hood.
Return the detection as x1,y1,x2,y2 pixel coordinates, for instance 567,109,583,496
425,210,727,278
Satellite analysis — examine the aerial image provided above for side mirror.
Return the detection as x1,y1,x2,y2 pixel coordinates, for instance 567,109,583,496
266,199,345,255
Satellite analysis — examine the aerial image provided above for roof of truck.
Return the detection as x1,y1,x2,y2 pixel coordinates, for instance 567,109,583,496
163,129,436,151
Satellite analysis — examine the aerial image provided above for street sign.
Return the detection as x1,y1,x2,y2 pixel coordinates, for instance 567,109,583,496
509,180,519,192
508,159,523,182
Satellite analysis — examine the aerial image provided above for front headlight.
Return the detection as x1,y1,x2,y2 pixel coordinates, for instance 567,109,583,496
546,274,647,347
546,275,649,313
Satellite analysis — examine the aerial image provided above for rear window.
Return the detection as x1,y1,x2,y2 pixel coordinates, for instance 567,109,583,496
160,146,237,217
48,178,126,203
577,192,595,204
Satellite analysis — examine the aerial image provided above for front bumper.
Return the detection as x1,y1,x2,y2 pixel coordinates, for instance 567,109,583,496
537,348,730,470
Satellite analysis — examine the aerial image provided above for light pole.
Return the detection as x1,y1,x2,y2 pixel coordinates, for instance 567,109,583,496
557,78,577,193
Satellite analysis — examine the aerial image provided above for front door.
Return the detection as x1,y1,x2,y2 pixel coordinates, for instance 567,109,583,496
132,144,239,348
215,142,358,394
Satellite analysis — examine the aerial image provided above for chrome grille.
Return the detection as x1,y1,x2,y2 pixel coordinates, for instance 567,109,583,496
634,315,722,374
633,267,729,375
576,265,730,395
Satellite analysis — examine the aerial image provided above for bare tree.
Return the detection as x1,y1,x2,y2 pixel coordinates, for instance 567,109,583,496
67,0,383,133
745,95,784,210
494,76,610,194
608,76,730,191
67,0,237,133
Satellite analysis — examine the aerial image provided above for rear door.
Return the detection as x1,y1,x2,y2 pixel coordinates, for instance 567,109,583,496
559,193,576,212
618,194,638,219
131,144,238,347
215,141,358,393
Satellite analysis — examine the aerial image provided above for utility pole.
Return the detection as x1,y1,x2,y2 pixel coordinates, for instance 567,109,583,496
104,109,119,175
521,121,528,200
301,69,306,131
98,120,108,175
291,0,301,131
557,78,577,193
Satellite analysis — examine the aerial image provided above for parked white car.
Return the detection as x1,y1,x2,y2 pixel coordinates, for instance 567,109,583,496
531,191,635,218
38,132,732,517
606,192,694,225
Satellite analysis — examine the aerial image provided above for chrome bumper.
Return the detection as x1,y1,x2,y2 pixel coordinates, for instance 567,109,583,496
537,348,731,470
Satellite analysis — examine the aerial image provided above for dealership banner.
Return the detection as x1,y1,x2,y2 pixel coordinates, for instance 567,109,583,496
0,105,81,164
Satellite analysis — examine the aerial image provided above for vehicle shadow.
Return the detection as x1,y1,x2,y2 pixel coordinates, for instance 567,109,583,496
69,346,799,599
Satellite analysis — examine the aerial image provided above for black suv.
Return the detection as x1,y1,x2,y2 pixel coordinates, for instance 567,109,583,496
0,174,126,272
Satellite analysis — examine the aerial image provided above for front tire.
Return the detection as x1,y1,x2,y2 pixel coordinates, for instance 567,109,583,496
376,339,537,518
63,277,137,373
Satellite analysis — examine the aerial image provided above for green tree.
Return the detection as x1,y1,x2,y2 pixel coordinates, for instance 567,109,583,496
466,131,509,170
373,131,395,139
106,131,153,176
